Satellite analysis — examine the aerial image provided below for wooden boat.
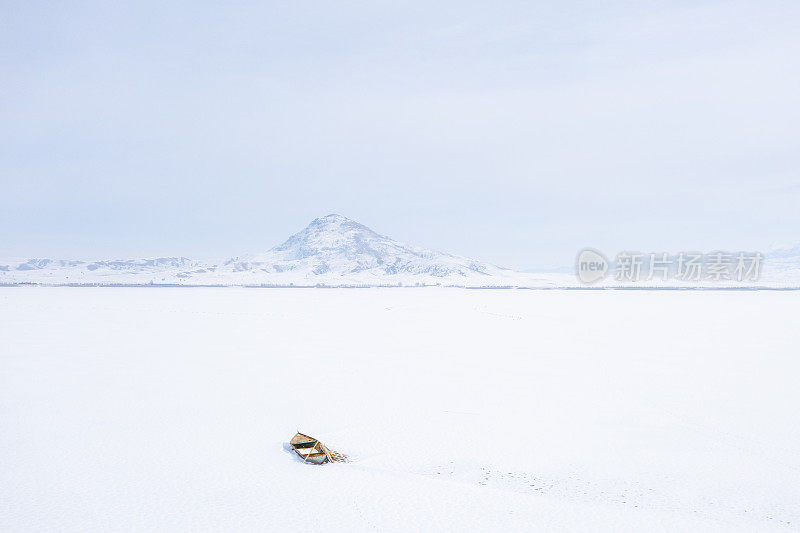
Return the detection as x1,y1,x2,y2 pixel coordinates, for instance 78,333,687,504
290,432,347,464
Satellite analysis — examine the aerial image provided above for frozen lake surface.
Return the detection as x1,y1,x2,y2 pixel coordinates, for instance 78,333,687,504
1,288,799,531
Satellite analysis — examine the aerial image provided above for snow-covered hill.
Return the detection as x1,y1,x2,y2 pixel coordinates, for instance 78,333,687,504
763,242,800,282
222,214,511,280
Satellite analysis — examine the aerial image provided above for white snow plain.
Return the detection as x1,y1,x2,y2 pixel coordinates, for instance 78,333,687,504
1,288,799,531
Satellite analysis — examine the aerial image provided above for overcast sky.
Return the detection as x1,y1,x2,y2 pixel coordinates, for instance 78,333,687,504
1,1,798,269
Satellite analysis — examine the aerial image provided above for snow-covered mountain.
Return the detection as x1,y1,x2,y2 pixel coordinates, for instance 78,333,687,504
223,214,507,278
0,215,541,287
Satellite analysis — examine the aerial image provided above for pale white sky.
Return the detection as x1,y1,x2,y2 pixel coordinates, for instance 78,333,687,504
1,1,798,268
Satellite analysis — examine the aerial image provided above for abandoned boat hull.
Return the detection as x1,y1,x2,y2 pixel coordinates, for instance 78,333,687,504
290,432,332,464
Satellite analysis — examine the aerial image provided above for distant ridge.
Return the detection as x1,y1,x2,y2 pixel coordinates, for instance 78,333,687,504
1,215,797,288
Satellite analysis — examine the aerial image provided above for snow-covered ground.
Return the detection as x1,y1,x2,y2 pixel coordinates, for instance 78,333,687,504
1,288,799,531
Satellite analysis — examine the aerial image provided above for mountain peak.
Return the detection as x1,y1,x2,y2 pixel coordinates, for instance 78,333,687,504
317,213,348,222
272,214,383,258
305,213,367,232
